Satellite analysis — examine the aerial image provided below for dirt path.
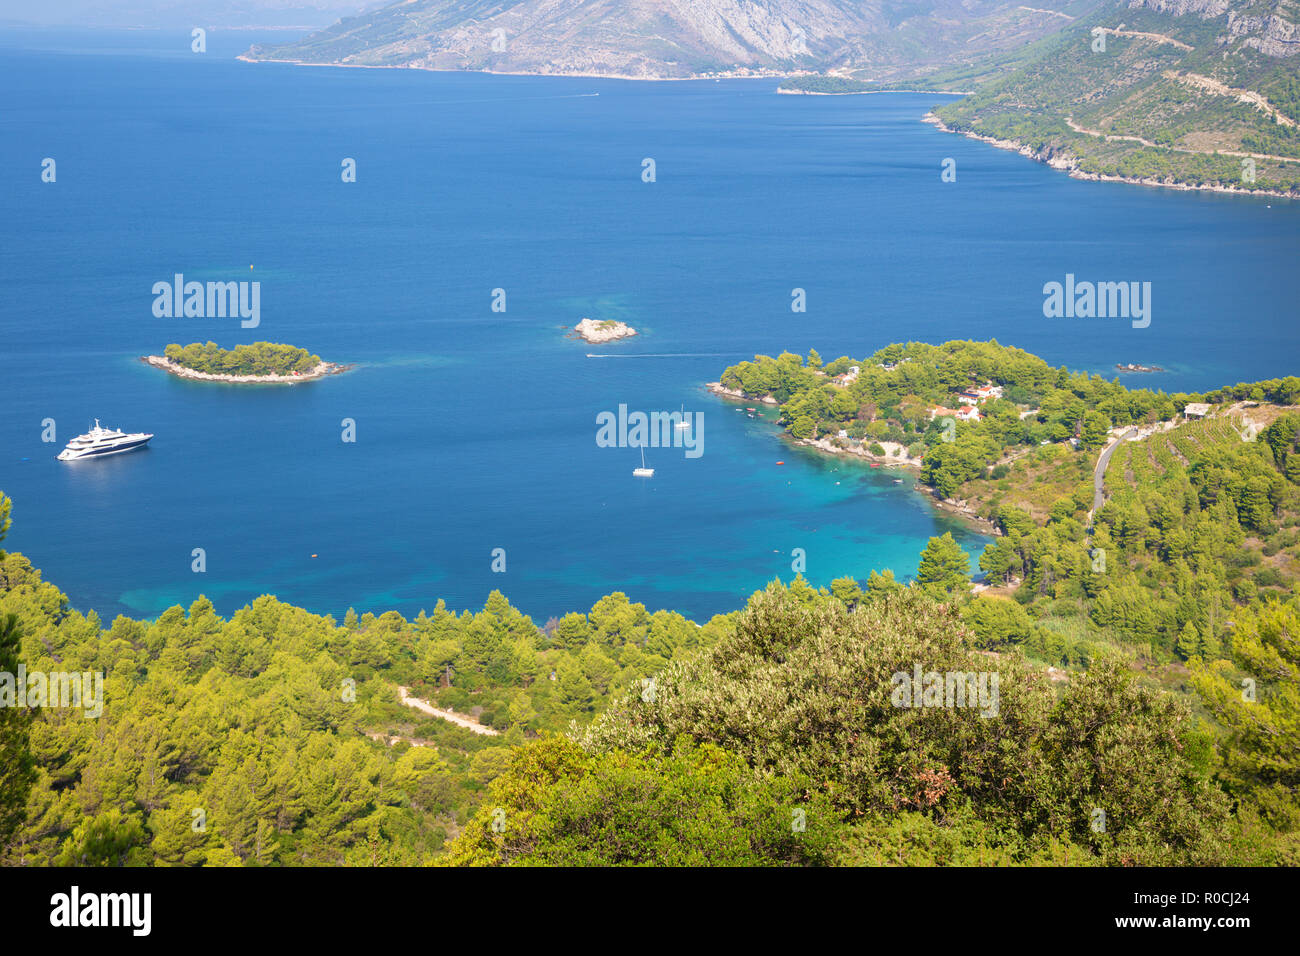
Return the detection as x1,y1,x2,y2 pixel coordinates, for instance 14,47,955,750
1019,5,1073,18
1097,27,1192,51
1165,71,1298,128
397,686,501,736
1065,117,1300,165
993,445,1036,468
364,730,438,749
1066,117,1160,148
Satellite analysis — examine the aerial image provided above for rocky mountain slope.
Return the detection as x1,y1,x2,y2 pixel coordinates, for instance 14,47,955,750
934,0,1300,194
243,0,1093,81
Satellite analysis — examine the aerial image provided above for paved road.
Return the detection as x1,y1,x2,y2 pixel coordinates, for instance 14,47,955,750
1090,429,1137,522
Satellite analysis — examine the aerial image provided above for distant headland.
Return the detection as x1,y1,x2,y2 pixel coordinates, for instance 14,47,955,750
143,341,349,384
573,318,637,344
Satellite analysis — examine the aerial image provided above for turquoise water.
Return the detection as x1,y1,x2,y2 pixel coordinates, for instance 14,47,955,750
1,28,1296,623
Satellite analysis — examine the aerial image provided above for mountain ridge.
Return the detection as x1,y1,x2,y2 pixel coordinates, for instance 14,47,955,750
243,0,1095,80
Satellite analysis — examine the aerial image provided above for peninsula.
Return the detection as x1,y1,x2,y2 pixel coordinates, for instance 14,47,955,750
573,318,637,344
144,341,348,384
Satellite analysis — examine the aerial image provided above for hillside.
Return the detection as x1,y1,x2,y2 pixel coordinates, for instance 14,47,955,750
5,336,1300,865
243,0,1094,81
933,0,1300,195
0,536,721,864
714,341,1300,671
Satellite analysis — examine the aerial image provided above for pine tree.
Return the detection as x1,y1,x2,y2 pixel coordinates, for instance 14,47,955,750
1192,600,1300,830
830,576,864,607
867,569,904,598
0,612,35,851
916,533,971,598
1199,626,1222,661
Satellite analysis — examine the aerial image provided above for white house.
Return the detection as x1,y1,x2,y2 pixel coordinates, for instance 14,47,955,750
960,383,1003,404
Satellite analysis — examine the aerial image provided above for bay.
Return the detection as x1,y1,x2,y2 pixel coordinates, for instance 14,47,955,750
1,27,1296,623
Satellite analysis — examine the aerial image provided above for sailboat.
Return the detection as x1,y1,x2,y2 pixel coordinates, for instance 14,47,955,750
633,445,654,478
675,403,690,430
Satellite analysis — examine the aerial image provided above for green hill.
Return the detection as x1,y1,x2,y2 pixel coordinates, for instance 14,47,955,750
934,0,1300,195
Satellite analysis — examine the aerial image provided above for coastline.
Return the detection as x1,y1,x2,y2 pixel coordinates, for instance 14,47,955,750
794,434,922,470
235,54,1292,199
778,87,974,96
236,54,786,83
921,488,999,535
142,355,350,384
705,382,994,535
922,112,1300,201
705,381,778,405
238,55,973,94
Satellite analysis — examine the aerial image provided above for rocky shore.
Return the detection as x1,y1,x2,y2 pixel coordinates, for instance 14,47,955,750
1116,362,1165,373
705,382,778,404
778,87,974,96
142,355,349,384
574,317,638,344
923,488,1000,535
796,435,922,468
923,112,1299,201
237,54,786,82
705,380,998,534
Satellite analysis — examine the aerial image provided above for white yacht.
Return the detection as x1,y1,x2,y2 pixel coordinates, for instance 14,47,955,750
674,404,690,430
633,445,654,478
57,420,153,461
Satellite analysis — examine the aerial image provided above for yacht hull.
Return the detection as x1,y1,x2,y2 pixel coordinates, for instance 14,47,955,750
57,436,153,461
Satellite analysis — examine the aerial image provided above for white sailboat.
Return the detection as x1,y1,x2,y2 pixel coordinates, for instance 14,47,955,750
675,403,690,430
633,445,654,478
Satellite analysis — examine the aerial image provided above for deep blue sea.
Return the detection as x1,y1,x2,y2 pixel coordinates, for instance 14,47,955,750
2,28,1297,624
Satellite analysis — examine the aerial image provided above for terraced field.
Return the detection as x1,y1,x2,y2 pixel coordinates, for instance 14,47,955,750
1114,416,1248,489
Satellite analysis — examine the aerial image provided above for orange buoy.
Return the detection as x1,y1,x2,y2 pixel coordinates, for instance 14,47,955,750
776,461,785,465
311,554,318,558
